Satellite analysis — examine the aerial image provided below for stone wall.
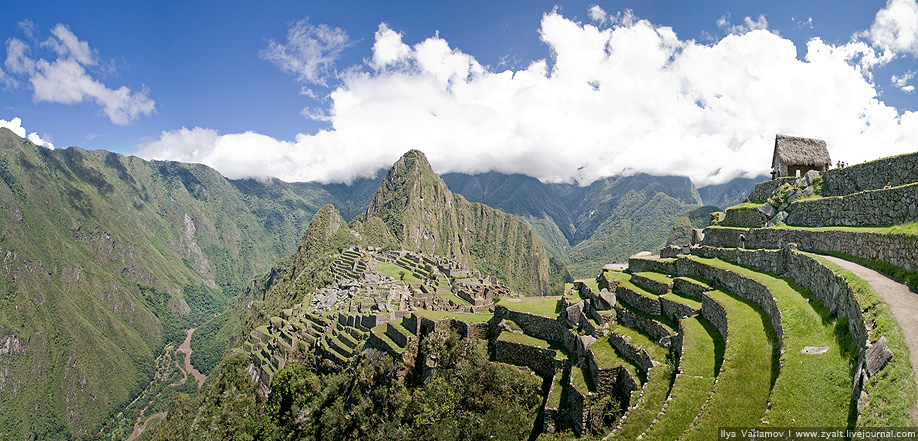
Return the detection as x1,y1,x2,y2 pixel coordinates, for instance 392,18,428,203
494,305,579,355
494,339,558,379
699,293,728,341
631,273,673,295
614,305,673,349
722,205,764,227
627,256,677,275
385,322,410,348
673,277,710,298
786,182,918,227
822,151,918,197
608,331,655,372
660,296,699,322
748,177,797,203
675,257,785,351
616,285,662,316
702,226,918,272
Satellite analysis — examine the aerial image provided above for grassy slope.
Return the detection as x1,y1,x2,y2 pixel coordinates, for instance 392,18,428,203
680,288,775,441
693,257,854,426
0,129,374,439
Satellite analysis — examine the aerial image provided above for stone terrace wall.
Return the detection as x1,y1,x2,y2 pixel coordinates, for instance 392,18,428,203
699,293,728,341
494,339,558,378
608,331,655,372
673,277,710,299
627,256,677,275
822,151,918,197
692,246,868,349
786,182,918,227
615,306,673,349
676,257,785,351
616,285,663,316
702,226,918,271
494,306,579,354
748,177,797,203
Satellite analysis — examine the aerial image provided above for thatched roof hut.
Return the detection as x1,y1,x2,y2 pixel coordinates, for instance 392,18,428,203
771,134,830,178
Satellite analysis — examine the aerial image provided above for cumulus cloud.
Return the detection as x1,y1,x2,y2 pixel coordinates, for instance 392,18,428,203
893,70,917,92
3,23,155,125
866,0,918,57
261,18,352,86
138,8,918,187
717,13,769,35
0,117,54,148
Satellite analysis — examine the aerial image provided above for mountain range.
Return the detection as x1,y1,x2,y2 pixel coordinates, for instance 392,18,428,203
0,126,757,439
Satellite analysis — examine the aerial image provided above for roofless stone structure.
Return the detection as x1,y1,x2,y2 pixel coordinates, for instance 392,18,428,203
771,134,831,178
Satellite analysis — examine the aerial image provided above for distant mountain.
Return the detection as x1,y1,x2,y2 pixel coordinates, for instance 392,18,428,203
697,176,763,209
666,205,721,247
0,128,377,439
444,172,703,277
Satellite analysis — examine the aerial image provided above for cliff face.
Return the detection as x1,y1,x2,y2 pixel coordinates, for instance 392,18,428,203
361,150,555,295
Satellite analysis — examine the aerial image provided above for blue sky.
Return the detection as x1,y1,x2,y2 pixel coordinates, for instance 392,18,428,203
2,0,917,186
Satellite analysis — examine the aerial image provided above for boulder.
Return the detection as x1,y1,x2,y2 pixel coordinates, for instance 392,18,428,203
865,336,894,376
802,186,815,198
563,302,585,328
775,211,788,223
659,245,682,258
804,169,821,186
757,203,777,218
597,288,616,310
692,228,705,245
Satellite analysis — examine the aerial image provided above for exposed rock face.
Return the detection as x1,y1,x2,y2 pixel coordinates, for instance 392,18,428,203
659,245,682,258
360,150,554,295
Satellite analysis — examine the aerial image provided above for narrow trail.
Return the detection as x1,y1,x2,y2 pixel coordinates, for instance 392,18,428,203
822,255,918,423
125,329,207,440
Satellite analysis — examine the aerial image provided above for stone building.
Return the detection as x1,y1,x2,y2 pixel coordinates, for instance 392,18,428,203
771,134,831,178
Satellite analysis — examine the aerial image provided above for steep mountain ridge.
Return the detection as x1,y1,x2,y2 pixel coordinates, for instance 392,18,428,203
0,128,377,439
443,172,705,277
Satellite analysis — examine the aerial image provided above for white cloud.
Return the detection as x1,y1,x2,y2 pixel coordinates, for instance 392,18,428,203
717,13,769,35
866,0,918,57
588,5,608,24
137,8,918,187
0,117,54,148
261,18,351,86
3,24,155,125
893,69,916,92
793,16,814,30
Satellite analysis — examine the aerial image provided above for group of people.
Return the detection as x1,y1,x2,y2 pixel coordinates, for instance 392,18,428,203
834,160,849,168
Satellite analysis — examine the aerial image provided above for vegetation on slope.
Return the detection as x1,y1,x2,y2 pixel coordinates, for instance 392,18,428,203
151,331,542,440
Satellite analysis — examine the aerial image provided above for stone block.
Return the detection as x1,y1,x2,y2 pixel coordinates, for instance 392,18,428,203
865,336,893,376
659,245,682,258
757,203,776,218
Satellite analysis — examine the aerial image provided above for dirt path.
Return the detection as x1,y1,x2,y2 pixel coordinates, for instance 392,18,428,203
822,255,918,423
125,411,166,441
178,328,207,388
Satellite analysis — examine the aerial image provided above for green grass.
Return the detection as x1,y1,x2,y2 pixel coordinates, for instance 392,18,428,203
610,323,669,362
642,316,722,440
412,310,492,323
590,337,640,381
762,222,918,236
812,255,918,427
374,262,422,283
633,272,674,284
605,271,662,307
642,376,714,441
660,292,702,310
679,288,775,441
690,256,855,426
570,365,595,393
609,363,674,441
370,323,405,351
498,332,568,359
444,293,471,306
724,201,760,211
546,371,566,409
497,296,562,317
578,278,602,295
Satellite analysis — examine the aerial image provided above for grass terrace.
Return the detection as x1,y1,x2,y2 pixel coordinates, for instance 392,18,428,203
690,256,855,426
633,272,674,284
609,363,675,441
660,291,702,310
609,323,669,362
589,337,640,382
546,370,566,409
570,365,596,393
578,278,602,295
374,262,422,283
498,332,568,360
679,288,775,441
412,310,492,323
497,296,562,317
